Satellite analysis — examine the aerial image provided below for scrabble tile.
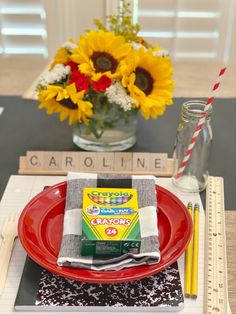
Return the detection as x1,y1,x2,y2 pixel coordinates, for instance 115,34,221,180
149,153,168,173
62,152,78,171
114,152,132,171
26,151,44,169
43,152,62,170
79,152,97,171
132,153,150,172
97,152,114,171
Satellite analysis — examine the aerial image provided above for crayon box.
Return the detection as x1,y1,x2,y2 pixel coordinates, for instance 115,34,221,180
81,188,141,257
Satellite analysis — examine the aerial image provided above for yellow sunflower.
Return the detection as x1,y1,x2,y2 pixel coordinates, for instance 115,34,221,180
121,48,174,119
50,48,71,69
70,30,131,81
38,83,93,125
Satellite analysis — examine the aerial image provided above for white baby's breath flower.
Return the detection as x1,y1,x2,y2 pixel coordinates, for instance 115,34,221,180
38,64,71,86
131,42,147,51
152,49,169,57
105,81,135,111
62,41,78,51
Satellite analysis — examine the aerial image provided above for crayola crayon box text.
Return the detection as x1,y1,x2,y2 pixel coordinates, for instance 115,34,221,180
81,188,141,256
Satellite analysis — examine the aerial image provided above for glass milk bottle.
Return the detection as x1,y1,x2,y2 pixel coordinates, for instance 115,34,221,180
172,100,213,192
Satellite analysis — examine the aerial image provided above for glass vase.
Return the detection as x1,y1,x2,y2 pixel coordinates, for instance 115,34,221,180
73,103,138,151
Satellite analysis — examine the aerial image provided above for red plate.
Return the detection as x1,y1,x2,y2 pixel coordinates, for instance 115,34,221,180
18,182,192,283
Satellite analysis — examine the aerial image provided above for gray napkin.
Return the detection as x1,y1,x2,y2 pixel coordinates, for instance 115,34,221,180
57,172,160,271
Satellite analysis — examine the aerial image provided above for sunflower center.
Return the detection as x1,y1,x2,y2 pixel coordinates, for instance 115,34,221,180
91,51,118,73
59,99,77,110
134,67,153,95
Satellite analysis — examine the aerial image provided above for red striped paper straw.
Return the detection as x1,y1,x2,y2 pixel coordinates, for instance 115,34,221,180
175,67,227,180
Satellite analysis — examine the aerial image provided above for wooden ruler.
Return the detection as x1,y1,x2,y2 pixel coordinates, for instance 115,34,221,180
204,176,229,314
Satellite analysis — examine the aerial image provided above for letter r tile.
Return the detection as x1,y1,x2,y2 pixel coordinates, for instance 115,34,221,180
62,152,78,170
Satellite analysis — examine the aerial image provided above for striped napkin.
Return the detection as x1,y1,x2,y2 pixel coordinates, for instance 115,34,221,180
57,172,160,271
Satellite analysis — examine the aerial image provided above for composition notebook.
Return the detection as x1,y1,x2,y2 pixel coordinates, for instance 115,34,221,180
14,256,184,312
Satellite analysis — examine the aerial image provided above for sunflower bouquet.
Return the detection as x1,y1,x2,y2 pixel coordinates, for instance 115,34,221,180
37,1,174,147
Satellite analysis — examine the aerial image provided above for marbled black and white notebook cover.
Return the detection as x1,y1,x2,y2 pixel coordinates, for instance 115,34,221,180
15,256,184,312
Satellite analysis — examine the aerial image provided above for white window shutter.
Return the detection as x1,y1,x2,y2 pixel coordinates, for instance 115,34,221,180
1,0,235,61
132,0,235,61
0,0,48,56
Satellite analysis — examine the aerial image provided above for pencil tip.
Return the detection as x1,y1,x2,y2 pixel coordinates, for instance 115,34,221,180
191,295,197,299
187,202,193,209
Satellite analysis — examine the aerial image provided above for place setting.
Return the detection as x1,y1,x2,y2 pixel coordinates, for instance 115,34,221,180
11,172,191,311
0,168,210,313
0,1,233,313
1,172,199,312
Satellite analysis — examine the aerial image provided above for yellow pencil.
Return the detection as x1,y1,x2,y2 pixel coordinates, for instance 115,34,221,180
191,203,199,298
185,202,193,297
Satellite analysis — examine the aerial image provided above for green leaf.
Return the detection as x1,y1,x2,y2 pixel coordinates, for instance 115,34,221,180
104,121,114,129
88,120,104,139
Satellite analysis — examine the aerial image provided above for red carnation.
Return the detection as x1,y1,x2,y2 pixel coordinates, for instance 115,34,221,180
92,75,112,92
65,61,78,72
69,70,90,92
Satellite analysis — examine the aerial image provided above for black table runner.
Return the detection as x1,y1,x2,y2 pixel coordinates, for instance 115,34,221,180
0,96,235,209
